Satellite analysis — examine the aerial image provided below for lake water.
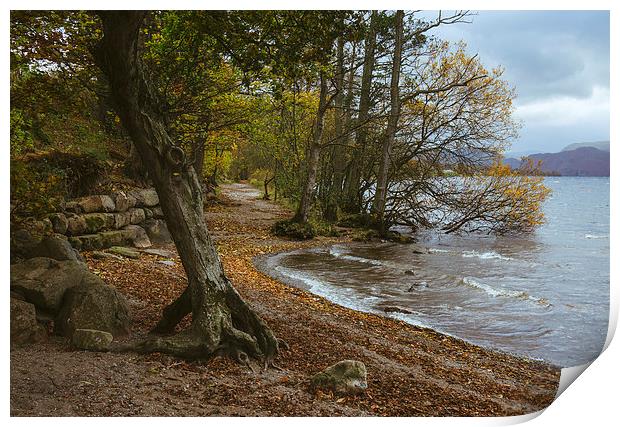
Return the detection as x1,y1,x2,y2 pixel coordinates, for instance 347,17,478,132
257,177,610,367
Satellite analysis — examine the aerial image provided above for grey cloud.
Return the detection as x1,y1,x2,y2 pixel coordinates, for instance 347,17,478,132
418,10,610,152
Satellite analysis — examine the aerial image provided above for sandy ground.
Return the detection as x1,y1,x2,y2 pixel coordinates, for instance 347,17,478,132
10,183,560,416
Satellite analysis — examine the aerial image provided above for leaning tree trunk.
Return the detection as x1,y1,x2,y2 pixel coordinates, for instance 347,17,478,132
94,11,278,365
373,10,404,233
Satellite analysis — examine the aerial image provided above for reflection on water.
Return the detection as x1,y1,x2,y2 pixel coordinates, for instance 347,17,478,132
257,177,609,367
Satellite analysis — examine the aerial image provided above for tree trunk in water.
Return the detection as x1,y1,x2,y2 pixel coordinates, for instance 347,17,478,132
95,11,278,365
373,10,404,233
293,73,329,224
342,11,378,214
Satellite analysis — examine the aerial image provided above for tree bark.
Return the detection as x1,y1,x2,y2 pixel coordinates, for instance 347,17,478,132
373,10,404,233
324,35,346,222
342,11,378,214
193,137,206,180
94,11,278,364
293,72,329,224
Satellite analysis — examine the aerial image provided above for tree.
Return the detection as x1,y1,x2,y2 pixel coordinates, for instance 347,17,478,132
376,41,521,231
372,10,404,232
342,11,380,214
439,161,552,234
293,71,331,223
94,11,278,365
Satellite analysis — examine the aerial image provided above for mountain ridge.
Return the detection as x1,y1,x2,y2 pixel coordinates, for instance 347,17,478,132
504,146,609,176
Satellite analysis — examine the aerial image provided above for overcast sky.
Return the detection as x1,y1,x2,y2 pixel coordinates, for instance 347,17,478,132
420,10,610,154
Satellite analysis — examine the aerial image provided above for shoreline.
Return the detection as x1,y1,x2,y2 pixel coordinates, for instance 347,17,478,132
10,183,561,416
253,248,559,370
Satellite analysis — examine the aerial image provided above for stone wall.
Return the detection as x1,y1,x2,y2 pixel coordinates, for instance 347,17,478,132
46,188,171,251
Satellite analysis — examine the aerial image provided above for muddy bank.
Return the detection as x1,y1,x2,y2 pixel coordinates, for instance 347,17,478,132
10,183,560,416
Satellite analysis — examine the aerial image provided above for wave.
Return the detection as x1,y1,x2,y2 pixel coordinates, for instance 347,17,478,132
328,246,413,270
273,265,432,328
460,277,551,307
428,248,452,254
329,246,386,266
462,250,512,261
274,266,379,311
585,234,608,239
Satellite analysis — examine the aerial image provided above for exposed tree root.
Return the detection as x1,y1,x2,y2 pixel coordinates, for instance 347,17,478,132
117,283,279,368
150,287,191,335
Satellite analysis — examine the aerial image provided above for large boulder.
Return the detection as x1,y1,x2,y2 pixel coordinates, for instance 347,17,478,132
121,225,151,248
143,219,172,244
32,234,84,263
55,283,131,337
10,257,94,314
11,298,47,346
72,329,113,351
74,195,116,213
310,360,368,396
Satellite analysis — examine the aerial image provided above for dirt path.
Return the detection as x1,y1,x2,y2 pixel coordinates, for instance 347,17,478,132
10,182,560,416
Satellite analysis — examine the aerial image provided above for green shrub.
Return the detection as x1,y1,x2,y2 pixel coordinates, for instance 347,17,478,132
10,160,64,221
271,219,316,240
310,219,341,237
336,213,371,228
351,228,380,242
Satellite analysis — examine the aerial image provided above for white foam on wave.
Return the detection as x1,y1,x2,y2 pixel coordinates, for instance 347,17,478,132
273,265,432,328
330,248,385,266
460,277,551,307
328,246,400,268
274,266,378,311
462,250,512,261
428,248,452,254
585,234,608,239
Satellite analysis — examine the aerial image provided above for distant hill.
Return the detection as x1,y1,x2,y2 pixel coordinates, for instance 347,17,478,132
504,147,610,176
561,140,609,152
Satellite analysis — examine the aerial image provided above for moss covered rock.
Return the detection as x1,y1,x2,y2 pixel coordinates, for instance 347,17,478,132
32,234,84,263
99,230,125,248
108,246,140,259
10,257,92,314
83,213,116,234
311,360,368,396
66,215,88,236
74,234,104,251
56,283,131,337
